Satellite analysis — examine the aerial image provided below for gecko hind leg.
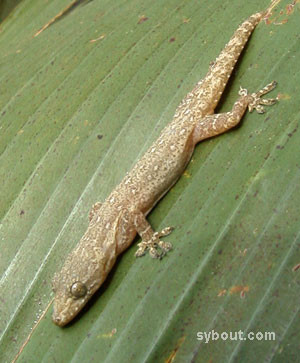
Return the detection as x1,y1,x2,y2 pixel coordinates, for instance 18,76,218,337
192,80,277,144
133,211,173,259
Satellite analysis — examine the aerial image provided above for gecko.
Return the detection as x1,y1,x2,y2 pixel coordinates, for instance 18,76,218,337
52,9,278,326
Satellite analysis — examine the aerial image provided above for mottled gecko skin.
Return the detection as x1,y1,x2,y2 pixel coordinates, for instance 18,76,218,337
52,11,277,326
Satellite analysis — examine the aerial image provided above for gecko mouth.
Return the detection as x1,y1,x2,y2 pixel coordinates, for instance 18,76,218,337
52,309,79,327
52,308,72,327
52,296,81,326
52,313,65,326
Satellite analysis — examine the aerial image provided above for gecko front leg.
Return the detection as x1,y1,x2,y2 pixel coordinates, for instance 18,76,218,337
133,210,173,259
192,81,277,144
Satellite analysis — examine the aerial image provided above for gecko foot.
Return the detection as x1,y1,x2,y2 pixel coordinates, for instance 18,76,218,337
239,81,278,114
135,226,174,259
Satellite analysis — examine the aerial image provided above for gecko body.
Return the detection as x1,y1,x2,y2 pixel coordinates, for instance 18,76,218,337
52,11,277,326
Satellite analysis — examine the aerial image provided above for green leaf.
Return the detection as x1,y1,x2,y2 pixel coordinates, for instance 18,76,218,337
1,0,299,362
0,0,23,22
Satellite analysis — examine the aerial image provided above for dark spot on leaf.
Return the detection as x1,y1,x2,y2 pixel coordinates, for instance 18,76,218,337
287,127,298,138
292,263,300,272
10,336,17,343
138,15,148,24
20,209,25,216
97,134,103,140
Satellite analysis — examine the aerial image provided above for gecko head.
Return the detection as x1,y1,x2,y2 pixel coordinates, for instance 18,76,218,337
52,271,98,326
52,209,124,326
51,244,109,327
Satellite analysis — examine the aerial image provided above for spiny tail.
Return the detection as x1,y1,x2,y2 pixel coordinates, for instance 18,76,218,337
196,12,265,114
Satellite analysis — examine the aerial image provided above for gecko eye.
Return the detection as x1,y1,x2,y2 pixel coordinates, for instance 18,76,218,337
70,281,87,299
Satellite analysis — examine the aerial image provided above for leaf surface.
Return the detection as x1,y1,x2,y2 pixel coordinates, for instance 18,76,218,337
0,0,299,362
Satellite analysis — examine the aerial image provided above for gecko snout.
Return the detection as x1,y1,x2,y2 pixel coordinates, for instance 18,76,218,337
52,313,63,326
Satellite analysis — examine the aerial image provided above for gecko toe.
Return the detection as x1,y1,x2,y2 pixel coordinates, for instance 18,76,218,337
135,242,147,257
159,226,174,237
158,240,172,252
248,81,278,114
149,247,161,259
